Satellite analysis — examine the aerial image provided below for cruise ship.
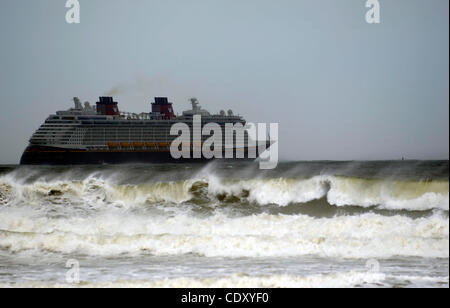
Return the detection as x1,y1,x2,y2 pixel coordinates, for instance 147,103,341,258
20,96,267,164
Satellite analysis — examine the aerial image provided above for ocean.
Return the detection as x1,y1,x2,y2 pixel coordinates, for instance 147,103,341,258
0,160,448,288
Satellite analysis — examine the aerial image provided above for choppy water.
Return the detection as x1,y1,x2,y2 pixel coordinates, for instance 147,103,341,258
0,161,448,288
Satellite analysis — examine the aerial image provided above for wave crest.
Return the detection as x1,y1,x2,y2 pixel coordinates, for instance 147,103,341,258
0,211,447,258
0,174,448,211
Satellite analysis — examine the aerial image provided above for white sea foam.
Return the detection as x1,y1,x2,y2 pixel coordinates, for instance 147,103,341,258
0,208,447,258
8,272,448,288
0,271,388,288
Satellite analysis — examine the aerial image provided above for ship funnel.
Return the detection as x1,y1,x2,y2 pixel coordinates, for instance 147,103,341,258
151,97,175,119
96,97,120,116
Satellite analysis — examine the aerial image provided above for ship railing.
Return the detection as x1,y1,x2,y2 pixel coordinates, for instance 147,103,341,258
120,112,151,120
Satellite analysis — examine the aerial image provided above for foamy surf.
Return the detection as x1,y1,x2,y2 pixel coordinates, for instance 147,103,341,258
0,161,448,288
0,272,388,288
0,210,447,258
1,271,448,288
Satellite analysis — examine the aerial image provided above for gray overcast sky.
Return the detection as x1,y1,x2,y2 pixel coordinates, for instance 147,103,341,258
0,0,448,163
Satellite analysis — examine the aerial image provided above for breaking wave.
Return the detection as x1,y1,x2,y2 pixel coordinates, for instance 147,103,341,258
0,210,448,258
0,173,448,211
0,163,448,259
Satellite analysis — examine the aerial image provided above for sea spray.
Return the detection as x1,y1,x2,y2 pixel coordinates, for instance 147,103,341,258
0,161,448,287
